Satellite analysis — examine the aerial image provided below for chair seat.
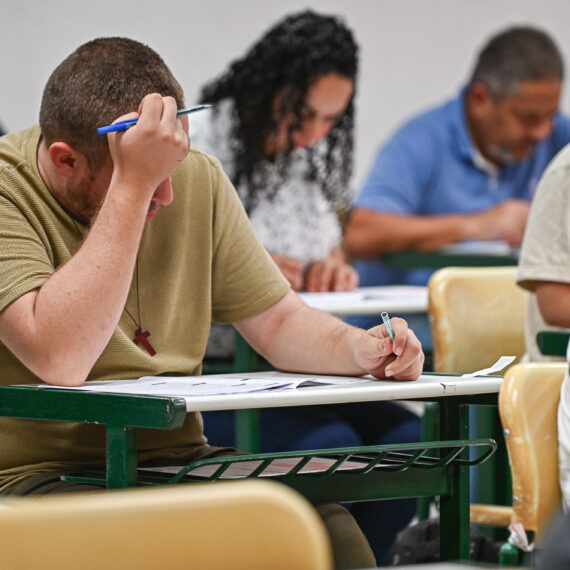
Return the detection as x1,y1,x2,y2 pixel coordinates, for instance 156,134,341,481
0,480,333,570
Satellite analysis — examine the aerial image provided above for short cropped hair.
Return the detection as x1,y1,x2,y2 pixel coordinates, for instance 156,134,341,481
468,26,564,100
40,37,184,172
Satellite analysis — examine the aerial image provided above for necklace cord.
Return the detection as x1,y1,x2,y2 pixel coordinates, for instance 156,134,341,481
71,216,143,331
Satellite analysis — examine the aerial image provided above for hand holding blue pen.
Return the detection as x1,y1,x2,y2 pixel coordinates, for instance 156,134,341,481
96,104,213,135
380,311,395,342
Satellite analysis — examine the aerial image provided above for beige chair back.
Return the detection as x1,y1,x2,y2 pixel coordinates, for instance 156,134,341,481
500,361,566,544
0,479,333,570
428,266,528,373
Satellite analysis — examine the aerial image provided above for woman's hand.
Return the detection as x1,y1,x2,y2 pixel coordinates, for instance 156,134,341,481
304,249,359,292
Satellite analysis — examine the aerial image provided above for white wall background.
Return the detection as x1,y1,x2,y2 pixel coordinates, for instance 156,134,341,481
3,0,570,188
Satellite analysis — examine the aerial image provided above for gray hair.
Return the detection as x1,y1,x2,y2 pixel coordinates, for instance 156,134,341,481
468,26,564,100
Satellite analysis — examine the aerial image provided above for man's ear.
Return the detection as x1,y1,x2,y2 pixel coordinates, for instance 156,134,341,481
467,82,495,119
47,142,81,179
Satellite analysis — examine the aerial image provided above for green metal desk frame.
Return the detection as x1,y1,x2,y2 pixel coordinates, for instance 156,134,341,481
0,384,497,561
0,386,187,488
383,249,518,269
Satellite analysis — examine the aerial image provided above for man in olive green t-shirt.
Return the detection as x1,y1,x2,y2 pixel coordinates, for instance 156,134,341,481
0,37,423,569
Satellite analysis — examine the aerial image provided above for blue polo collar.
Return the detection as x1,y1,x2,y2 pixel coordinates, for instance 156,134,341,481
450,87,476,162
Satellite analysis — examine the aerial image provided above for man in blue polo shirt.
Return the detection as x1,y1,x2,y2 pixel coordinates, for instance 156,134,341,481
344,26,570,340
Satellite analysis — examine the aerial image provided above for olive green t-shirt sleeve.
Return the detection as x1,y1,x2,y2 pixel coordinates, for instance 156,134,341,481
0,193,53,312
208,157,290,324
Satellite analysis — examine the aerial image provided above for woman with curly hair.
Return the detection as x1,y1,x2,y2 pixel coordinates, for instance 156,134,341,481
191,11,421,564
191,9,358,295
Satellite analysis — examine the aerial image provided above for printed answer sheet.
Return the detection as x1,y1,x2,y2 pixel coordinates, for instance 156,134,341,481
38,374,373,397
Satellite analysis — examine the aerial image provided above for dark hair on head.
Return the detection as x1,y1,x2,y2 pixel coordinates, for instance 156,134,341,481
199,10,358,212
468,26,564,100
40,37,184,172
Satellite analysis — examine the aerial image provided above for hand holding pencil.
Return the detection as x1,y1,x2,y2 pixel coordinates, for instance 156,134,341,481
352,314,424,381
105,94,190,194
97,104,212,135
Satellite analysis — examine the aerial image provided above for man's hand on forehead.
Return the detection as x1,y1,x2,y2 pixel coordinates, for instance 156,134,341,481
106,94,189,192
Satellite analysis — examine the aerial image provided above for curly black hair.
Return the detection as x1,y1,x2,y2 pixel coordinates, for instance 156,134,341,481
199,10,358,213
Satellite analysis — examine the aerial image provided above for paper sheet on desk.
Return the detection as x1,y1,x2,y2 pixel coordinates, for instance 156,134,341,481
37,375,372,397
299,286,427,306
461,356,516,378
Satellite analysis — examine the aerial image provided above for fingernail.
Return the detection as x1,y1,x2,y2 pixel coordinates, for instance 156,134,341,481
385,368,394,377
394,345,403,356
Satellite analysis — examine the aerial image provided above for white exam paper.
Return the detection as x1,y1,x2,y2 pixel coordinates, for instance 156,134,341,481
38,374,372,397
461,356,516,378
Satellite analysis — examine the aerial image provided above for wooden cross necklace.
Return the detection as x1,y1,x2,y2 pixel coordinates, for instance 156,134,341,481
70,218,156,356
124,258,157,356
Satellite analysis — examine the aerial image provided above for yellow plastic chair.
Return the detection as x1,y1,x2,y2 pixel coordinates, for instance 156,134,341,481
0,479,333,570
428,266,528,374
426,266,529,527
499,361,566,546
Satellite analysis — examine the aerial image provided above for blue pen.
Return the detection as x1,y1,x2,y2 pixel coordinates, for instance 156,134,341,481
380,311,395,341
96,104,213,135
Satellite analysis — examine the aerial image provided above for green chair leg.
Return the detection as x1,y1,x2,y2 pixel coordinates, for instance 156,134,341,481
417,402,440,520
498,542,521,566
470,405,512,541
234,409,261,452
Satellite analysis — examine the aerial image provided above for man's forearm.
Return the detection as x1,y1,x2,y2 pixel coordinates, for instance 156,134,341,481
0,184,149,385
344,201,529,259
237,290,424,381
343,210,472,258
237,291,366,376
264,307,366,376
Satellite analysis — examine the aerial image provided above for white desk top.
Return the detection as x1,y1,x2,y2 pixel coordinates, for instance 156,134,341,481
181,371,501,412
38,371,502,412
298,286,427,316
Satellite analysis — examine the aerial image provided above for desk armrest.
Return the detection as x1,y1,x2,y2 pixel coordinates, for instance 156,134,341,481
536,331,570,357
0,386,187,430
